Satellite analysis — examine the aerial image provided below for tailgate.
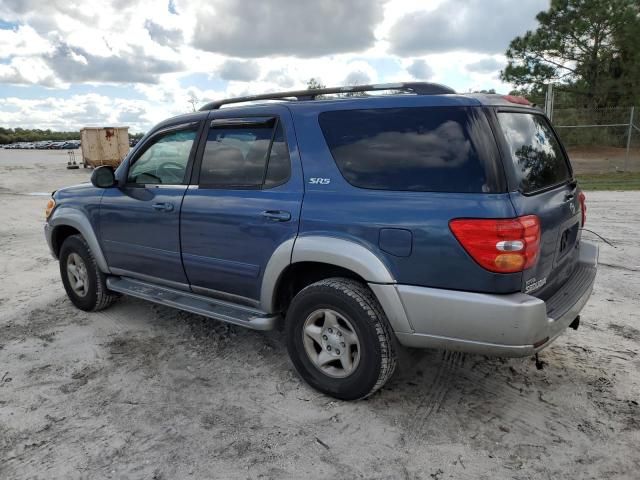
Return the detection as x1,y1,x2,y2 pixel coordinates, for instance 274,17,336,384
510,187,582,299
496,110,582,299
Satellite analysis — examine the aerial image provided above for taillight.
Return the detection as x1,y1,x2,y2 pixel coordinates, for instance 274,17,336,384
449,216,541,273
578,191,586,226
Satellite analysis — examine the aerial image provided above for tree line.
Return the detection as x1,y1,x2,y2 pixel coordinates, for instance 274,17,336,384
0,127,80,145
502,0,640,107
0,127,145,145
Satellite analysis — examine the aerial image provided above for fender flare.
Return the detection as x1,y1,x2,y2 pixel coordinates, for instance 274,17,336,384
260,236,413,334
48,207,111,273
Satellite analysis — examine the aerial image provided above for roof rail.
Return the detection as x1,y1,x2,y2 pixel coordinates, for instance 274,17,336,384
199,82,456,111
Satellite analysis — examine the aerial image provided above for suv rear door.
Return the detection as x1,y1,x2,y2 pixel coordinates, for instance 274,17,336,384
494,109,582,299
180,106,303,305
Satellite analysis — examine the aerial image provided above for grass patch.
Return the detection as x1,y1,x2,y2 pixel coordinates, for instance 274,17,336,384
576,171,640,191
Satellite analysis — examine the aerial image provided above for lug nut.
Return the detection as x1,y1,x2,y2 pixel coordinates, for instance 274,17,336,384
328,328,333,333
323,335,328,340
337,331,342,337
341,342,345,348
336,349,340,355
327,345,332,351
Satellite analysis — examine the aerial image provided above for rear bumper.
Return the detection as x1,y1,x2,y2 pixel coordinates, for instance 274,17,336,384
391,241,598,357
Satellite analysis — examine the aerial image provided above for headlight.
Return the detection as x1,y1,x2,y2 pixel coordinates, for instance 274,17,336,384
45,198,56,219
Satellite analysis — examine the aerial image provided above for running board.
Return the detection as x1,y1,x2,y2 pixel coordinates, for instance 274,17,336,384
106,276,278,331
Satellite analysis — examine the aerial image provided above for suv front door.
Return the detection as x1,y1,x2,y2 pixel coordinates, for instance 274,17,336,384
180,107,303,306
100,122,201,288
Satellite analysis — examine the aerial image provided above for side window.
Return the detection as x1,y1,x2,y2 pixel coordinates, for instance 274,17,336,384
497,112,571,193
127,128,197,185
318,107,501,193
199,119,290,188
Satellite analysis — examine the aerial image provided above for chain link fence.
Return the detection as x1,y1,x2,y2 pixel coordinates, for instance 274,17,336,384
536,87,639,174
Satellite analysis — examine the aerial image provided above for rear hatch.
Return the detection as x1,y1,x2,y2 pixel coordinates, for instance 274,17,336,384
495,109,583,299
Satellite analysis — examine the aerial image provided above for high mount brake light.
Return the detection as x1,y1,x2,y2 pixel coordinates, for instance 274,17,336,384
449,216,541,273
578,191,587,226
503,95,532,106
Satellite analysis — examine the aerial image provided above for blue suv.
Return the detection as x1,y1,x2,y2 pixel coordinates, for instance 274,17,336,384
44,82,598,400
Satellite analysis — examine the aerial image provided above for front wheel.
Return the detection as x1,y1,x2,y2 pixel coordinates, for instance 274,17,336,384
285,278,397,400
59,234,118,311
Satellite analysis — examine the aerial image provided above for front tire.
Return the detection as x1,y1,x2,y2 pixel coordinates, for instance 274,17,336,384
285,278,397,400
59,234,118,311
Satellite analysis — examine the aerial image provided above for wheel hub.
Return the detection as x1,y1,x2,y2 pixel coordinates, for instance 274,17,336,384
302,308,361,378
321,327,346,357
66,252,89,297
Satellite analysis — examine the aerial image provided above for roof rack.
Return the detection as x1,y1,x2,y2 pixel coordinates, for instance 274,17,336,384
199,82,456,111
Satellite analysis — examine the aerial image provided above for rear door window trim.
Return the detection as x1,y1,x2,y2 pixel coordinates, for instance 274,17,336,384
193,114,291,190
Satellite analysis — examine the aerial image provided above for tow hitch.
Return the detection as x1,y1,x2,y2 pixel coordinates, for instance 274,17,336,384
569,315,580,330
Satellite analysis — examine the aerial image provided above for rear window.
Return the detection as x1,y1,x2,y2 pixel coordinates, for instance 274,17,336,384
497,112,571,193
318,107,502,193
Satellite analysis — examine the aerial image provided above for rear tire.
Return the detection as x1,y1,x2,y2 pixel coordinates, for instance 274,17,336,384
59,234,118,311
285,278,397,400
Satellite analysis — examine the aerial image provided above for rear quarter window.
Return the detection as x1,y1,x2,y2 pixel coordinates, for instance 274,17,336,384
497,112,571,193
318,106,503,193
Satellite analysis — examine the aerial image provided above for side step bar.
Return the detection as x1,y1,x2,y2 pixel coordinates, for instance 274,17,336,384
106,276,278,331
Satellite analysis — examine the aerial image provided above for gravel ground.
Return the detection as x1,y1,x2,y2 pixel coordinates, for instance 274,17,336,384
1,150,639,480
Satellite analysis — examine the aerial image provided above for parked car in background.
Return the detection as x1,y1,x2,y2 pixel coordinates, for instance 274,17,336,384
44,82,598,400
1,140,81,149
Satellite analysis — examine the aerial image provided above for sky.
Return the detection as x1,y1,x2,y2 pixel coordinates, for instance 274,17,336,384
0,0,549,133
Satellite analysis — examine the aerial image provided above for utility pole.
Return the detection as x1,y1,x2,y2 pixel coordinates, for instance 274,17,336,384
544,83,554,121
624,106,635,172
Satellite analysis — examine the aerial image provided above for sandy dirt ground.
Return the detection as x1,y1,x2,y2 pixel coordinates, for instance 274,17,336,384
1,149,639,480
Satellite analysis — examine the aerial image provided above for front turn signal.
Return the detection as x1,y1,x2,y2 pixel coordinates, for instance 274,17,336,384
45,198,56,219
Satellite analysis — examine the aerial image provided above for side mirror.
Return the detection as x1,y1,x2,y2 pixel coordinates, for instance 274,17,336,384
91,166,116,188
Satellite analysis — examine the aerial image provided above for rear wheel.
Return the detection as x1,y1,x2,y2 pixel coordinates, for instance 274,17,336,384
285,278,397,400
59,234,118,311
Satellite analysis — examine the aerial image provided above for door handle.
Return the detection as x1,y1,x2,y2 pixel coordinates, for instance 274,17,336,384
261,210,291,222
152,202,174,212
565,193,575,201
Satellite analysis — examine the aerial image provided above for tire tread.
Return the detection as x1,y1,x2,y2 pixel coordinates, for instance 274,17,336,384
62,234,118,311
295,277,397,399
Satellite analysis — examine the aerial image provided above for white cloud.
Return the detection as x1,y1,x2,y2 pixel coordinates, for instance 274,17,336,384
217,59,260,82
0,0,543,131
0,57,59,87
191,0,385,58
388,0,547,55
407,59,433,80
0,25,52,58
466,57,504,74
0,94,154,132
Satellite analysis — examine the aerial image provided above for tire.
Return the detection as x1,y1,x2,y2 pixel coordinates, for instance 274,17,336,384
59,234,118,311
285,277,397,400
